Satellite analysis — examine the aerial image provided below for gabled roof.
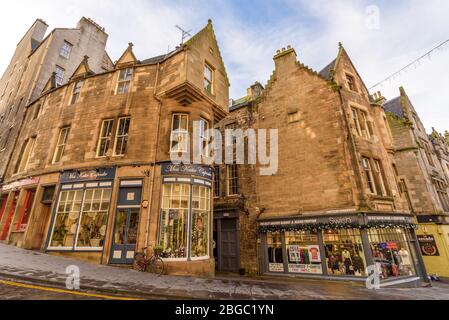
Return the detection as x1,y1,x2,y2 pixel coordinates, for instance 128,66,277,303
70,55,95,80
115,43,138,67
319,58,337,81
42,72,56,93
184,19,230,86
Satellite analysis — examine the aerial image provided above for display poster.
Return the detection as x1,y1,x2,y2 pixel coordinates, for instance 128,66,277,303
288,264,323,274
307,245,321,263
288,245,301,262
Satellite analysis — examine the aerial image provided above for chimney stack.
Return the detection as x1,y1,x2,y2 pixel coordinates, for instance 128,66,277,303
273,45,297,72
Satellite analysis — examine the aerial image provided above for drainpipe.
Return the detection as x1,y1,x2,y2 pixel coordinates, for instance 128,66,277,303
144,61,163,251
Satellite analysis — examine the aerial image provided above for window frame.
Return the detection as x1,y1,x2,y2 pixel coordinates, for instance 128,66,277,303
16,137,36,173
70,80,84,105
115,68,133,95
55,65,65,87
214,166,221,198
59,41,73,59
112,117,131,156
96,119,115,158
373,159,388,197
204,63,215,95
170,113,189,154
346,73,357,92
362,157,377,195
227,164,239,196
199,117,210,158
52,127,70,164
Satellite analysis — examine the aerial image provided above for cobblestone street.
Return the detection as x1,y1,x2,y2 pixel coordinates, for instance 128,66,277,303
1,244,449,300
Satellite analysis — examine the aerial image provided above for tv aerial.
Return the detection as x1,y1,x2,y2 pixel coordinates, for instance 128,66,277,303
176,25,192,45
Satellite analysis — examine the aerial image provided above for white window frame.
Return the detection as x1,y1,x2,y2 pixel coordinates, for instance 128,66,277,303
170,113,189,154
115,68,133,95
227,165,239,196
204,63,214,95
17,137,36,173
59,41,73,59
199,118,210,158
55,66,65,87
113,117,131,156
373,160,388,196
70,80,83,105
351,108,363,137
362,157,377,194
52,127,70,164
96,119,114,158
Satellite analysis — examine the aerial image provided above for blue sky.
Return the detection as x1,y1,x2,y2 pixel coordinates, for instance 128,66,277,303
1,0,448,133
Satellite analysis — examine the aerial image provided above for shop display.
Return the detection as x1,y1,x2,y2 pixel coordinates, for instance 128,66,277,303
323,229,367,277
267,232,284,273
369,229,416,279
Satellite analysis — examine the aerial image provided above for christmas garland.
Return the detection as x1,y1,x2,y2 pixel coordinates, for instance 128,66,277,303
258,222,417,234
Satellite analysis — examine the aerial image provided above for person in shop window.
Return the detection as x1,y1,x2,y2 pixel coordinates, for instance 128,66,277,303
342,249,353,275
352,254,365,275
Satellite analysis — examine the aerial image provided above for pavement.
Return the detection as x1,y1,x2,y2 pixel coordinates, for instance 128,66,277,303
1,243,449,300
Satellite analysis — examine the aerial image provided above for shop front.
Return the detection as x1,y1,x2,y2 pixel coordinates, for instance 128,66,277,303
416,215,449,278
45,168,116,263
157,163,214,277
258,213,428,285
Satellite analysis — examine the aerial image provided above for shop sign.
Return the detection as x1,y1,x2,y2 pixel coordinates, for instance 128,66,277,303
366,215,414,225
417,235,440,256
1,177,40,192
259,215,360,228
308,245,321,263
161,163,213,180
288,264,323,274
60,168,116,183
268,263,284,273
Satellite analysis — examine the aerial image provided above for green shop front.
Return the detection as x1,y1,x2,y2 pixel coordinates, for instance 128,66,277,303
258,213,429,285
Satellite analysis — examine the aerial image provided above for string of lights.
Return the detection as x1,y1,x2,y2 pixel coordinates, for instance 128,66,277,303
369,38,449,90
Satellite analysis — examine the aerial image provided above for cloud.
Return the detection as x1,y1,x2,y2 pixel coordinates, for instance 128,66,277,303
0,0,448,132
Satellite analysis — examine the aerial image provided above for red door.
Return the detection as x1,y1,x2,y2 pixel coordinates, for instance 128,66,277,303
0,192,19,241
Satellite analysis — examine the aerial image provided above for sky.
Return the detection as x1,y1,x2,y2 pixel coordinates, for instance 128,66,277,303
1,0,448,133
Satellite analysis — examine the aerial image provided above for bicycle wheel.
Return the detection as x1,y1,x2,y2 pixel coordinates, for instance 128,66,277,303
150,257,165,276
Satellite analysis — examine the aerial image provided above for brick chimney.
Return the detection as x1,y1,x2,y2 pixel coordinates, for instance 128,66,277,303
247,81,264,98
273,45,297,72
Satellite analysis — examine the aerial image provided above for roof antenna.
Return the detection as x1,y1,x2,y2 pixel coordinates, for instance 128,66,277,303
176,25,192,45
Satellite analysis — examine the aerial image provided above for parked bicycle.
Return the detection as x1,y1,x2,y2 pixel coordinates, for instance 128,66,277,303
134,246,165,276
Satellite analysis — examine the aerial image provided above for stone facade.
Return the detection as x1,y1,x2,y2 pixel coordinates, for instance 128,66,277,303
0,17,113,183
0,20,229,278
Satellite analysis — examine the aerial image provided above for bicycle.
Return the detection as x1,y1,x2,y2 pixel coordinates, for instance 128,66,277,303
134,246,165,276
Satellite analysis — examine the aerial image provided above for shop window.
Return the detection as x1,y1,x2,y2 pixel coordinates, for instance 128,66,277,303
70,80,83,105
76,188,111,249
15,137,36,173
52,127,70,163
16,190,36,231
362,157,377,194
96,119,114,157
204,63,214,94
199,118,210,157
368,229,416,280
285,231,323,275
48,187,111,250
170,114,189,153
158,183,211,260
227,165,239,196
59,41,72,59
214,166,220,198
55,66,65,87
191,186,211,258
267,232,284,273
113,117,130,156
323,229,367,277
116,68,133,95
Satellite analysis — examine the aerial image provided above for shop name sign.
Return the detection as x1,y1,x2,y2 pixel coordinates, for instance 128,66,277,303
260,216,356,228
61,168,116,183
162,163,213,180
367,215,414,224
1,177,40,192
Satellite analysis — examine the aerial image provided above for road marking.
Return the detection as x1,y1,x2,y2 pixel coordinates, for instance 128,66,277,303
0,279,142,300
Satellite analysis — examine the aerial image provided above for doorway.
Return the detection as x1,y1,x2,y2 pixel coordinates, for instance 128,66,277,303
214,217,239,272
110,208,140,264
0,191,19,241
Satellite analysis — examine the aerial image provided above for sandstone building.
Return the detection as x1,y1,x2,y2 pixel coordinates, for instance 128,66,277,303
384,87,449,277
0,19,228,277
214,45,428,285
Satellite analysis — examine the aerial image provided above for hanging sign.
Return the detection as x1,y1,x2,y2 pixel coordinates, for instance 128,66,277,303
417,235,440,256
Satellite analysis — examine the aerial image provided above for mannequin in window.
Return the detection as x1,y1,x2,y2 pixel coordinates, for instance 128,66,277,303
398,248,411,266
342,249,353,275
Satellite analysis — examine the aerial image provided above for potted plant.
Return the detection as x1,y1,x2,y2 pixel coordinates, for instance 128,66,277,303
52,225,67,247
153,245,164,257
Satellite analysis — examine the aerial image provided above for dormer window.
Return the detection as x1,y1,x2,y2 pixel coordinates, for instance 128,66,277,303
204,63,214,95
70,80,84,105
116,68,133,95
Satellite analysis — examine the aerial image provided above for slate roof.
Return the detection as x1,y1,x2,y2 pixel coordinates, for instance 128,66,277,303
383,96,404,118
319,58,337,81
229,95,252,112
140,53,169,65
30,38,40,54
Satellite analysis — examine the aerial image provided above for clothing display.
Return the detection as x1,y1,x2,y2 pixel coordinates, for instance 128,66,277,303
398,248,411,266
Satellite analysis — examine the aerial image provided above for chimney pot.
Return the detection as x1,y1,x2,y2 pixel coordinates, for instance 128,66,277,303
282,47,286,52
